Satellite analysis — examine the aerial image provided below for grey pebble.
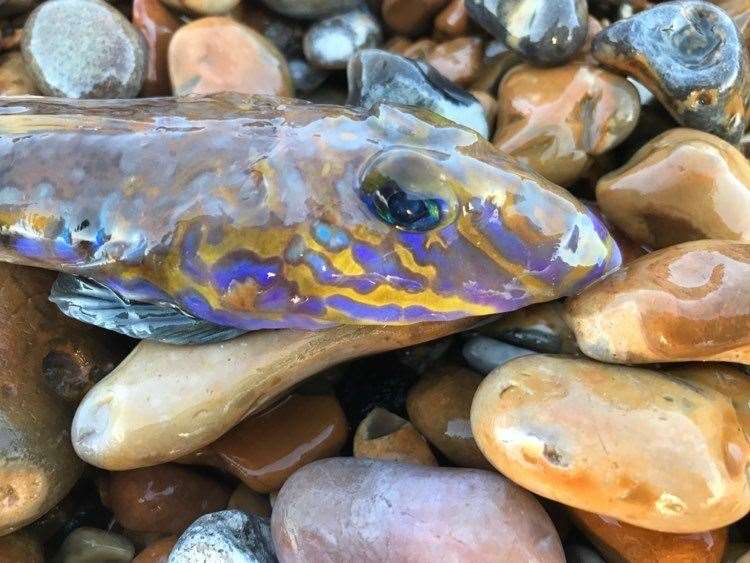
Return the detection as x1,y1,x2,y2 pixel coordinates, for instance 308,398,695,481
304,10,382,69
564,544,606,563
462,336,533,374
259,0,361,19
289,58,330,93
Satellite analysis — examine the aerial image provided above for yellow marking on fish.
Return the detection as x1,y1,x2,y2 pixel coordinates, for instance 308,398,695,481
393,244,438,280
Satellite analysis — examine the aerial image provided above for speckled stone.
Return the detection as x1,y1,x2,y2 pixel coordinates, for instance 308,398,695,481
592,0,750,143
303,10,382,70
168,510,275,563
21,0,146,98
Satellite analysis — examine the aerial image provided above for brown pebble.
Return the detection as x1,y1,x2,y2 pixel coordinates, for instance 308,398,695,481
132,535,178,563
0,531,43,563
0,50,38,95
433,0,471,38
353,407,438,466
571,508,727,562
211,394,348,492
426,36,483,86
597,128,750,248
401,38,437,60
494,63,640,186
470,90,496,131
407,365,491,469
133,0,180,96
168,16,293,97
101,464,230,534
566,240,750,365
382,0,450,37
159,0,238,16
227,484,272,518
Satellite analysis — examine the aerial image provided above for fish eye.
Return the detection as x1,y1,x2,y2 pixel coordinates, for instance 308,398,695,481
359,148,458,233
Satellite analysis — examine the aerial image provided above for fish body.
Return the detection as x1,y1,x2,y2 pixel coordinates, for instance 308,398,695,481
0,93,620,331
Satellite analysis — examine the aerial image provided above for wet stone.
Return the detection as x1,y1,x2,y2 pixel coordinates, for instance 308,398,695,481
259,0,361,19
0,50,38,95
0,531,44,563
132,536,178,563
353,407,438,465
227,485,272,518
471,354,750,533
168,510,275,563
406,365,491,469
168,16,293,97
425,35,483,87
462,336,533,374
159,0,238,16
303,10,382,70
381,0,450,37
592,0,750,143
465,0,588,66
494,63,640,186
597,128,750,248
21,0,146,98
571,508,728,562
564,544,606,563
132,0,180,97
272,458,565,562
565,240,750,364
434,0,472,38
55,528,135,563
347,48,490,137
288,57,329,93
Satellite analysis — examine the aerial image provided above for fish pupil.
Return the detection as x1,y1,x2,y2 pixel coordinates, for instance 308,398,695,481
372,179,441,231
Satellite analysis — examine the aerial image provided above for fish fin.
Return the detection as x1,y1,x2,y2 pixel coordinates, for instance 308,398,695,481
49,274,248,345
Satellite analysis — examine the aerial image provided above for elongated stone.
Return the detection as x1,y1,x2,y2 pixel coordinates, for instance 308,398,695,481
565,240,750,364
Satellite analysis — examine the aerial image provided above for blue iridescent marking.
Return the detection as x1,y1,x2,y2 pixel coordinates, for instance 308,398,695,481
311,221,350,252
212,250,280,292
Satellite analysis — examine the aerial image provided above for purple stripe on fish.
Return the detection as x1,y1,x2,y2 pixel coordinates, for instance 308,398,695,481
212,250,281,292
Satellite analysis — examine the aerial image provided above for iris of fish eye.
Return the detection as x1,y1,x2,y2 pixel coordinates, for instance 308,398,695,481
366,178,444,232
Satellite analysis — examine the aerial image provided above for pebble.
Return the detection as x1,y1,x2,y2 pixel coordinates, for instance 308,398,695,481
353,407,438,465
209,394,348,493
434,0,472,38
259,0,360,19
168,17,293,97
100,464,231,534
55,528,135,563
564,544,605,563
21,0,146,98
565,240,750,364
479,301,578,354
132,536,178,563
72,319,475,470
0,531,44,563
0,0,35,16
425,35,483,87
160,0,238,16
347,48,490,137
471,354,750,532
0,265,117,535
0,50,38,95
227,485,272,518
727,545,750,563
288,57,329,93
494,63,640,186
470,39,521,94
465,0,588,66
168,510,275,563
132,0,180,97
571,508,728,562
592,0,750,143
272,458,565,562
406,365,492,469
303,10,382,70
462,336,534,374
596,128,750,248
381,0,450,37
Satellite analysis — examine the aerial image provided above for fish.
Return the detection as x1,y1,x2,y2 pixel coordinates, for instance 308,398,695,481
0,93,621,340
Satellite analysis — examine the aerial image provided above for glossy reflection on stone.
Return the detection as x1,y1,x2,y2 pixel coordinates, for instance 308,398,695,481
592,0,750,143
465,0,588,66
272,458,565,562
471,355,750,533
425,36,483,87
566,240,750,364
597,128,750,248
353,407,437,465
406,365,491,468
55,528,135,563
494,63,640,186
571,508,727,562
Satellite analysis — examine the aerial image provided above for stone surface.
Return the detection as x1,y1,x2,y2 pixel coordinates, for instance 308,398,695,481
55,528,135,563
259,0,360,19
132,536,178,563
406,365,491,469
425,36,483,87
209,394,349,493
564,544,605,563
565,241,750,364
347,48,490,137
382,0,450,37
132,0,180,97
465,0,588,66
592,0,750,143
434,0,472,38
596,128,750,248
462,336,533,374
480,301,578,354
353,407,438,465
494,63,640,186
100,464,231,534
227,485,272,518
0,50,38,95
471,354,750,533
272,458,565,562
0,531,43,563
304,10,381,70
168,17,293,97
0,264,119,536
21,0,146,98
571,508,727,562
470,39,521,94
288,57,329,93
72,320,475,470
169,510,275,563
160,0,238,15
